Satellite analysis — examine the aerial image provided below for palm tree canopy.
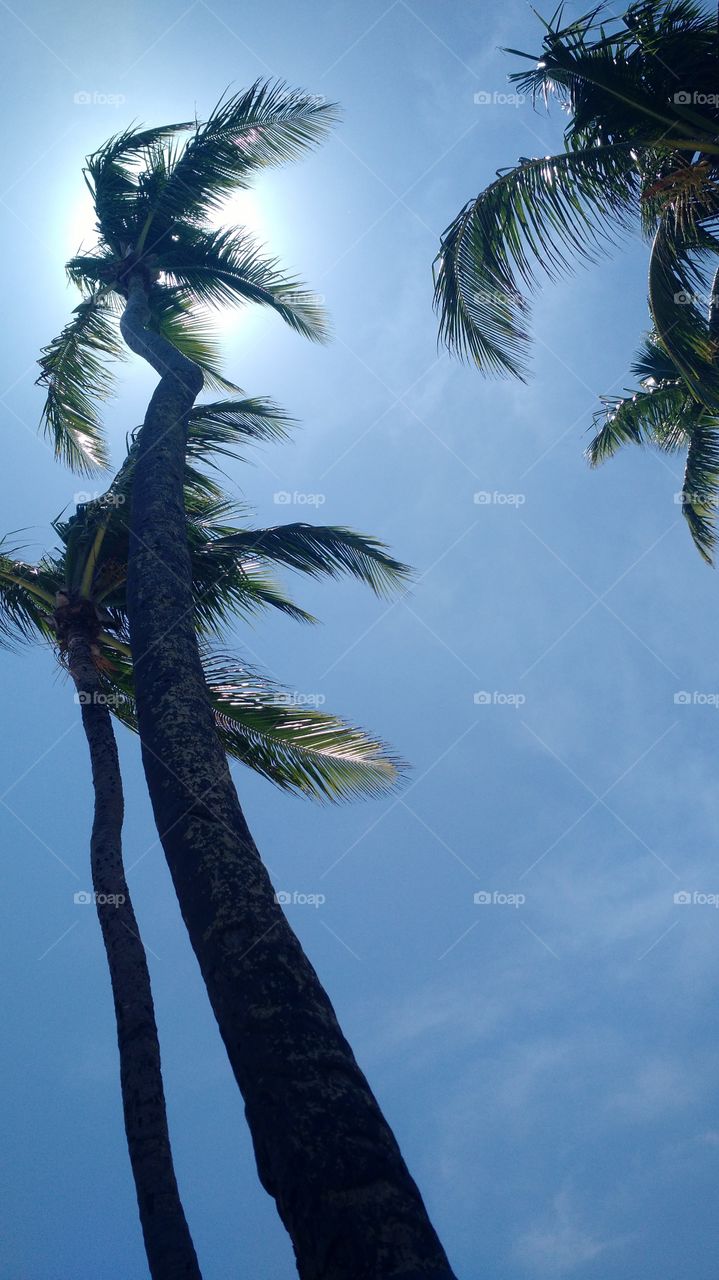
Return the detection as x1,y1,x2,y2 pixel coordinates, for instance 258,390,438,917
433,1,719,387
38,82,339,473
587,331,719,562
0,405,410,800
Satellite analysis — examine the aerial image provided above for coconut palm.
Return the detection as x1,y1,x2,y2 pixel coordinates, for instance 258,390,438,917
433,0,719,419
586,322,719,560
0,420,410,1274
38,83,456,1277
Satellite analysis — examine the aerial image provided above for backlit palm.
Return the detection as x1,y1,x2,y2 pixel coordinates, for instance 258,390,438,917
0,406,408,800
434,0,719,411
38,82,337,473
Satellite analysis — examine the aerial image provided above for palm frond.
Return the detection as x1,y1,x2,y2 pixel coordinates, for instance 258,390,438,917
647,219,719,410
99,649,403,800
36,296,124,474
630,332,685,383
507,2,719,150
84,122,194,252
147,287,240,392
680,420,719,562
205,653,403,800
190,550,317,635
186,397,293,464
0,551,57,649
156,226,329,341
211,523,412,596
587,378,690,465
433,143,639,375
139,82,338,234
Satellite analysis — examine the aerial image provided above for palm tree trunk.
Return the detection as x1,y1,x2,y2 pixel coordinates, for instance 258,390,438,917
120,276,456,1280
66,624,202,1280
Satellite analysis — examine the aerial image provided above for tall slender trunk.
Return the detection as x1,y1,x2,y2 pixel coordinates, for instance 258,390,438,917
66,623,202,1280
121,277,456,1280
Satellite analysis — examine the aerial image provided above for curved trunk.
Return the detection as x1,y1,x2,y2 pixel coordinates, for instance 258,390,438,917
121,278,456,1280
67,625,202,1280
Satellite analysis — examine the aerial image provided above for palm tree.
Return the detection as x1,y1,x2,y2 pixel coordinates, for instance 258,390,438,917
0,415,411,1274
587,322,719,560
433,0,719,421
35,214,450,1267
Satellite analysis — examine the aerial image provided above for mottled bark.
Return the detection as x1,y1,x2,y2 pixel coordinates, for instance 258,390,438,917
67,623,201,1280
121,277,456,1279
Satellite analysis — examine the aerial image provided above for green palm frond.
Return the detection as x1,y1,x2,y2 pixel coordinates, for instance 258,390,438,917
136,82,338,238
186,397,293,464
647,220,719,410
170,499,314,630
630,332,685,383
205,654,403,800
156,226,329,341
147,288,240,392
84,122,194,252
507,2,719,150
66,251,122,293
192,553,317,634
36,296,124,474
587,379,690,465
0,550,57,648
98,650,402,801
211,523,412,596
433,143,639,375
680,421,719,562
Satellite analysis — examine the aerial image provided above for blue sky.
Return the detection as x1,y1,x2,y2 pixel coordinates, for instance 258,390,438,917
1,1,718,1276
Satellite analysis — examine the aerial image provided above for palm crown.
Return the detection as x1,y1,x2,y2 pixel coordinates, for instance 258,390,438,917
434,0,719,395
434,0,719,560
1,404,410,800
38,82,338,474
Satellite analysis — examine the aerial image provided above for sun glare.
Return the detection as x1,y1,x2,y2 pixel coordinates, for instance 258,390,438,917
64,190,99,260
210,190,266,332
